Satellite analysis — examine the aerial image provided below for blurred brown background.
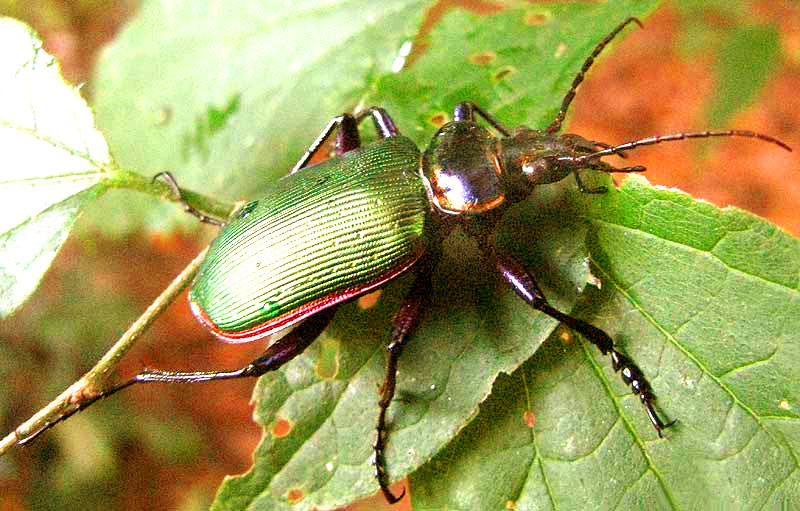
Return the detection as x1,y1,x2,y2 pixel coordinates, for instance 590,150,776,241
0,1,797,510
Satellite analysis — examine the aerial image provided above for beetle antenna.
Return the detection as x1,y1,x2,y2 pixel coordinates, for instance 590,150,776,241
569,129,792,166
545,17,643,135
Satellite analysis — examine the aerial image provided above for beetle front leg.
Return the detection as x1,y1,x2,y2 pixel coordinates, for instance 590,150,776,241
492,253,675,436
290,114,361,174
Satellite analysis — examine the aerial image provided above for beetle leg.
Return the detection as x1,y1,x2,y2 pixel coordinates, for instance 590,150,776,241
453,102,512,136
152,171,226,226
355,106,400,139
290,114,361,174
572,171,608,194
19,307,337,445
133,306,337,383
492,253,675,436
290,107,402,174
374,261,433,504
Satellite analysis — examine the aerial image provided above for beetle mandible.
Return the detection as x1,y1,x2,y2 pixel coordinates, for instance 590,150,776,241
22,17,791,504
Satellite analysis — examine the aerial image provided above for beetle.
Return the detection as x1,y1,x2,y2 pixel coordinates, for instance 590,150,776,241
21,17,791,504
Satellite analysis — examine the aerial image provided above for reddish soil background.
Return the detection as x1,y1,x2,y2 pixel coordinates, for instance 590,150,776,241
1,2,797,511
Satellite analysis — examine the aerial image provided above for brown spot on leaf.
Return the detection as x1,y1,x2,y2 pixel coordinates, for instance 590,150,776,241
493,66,515,82
524,12,547,26
469,50,496,66
271,418,292,438
315,338,340,379
429,112,448,128
287,488,304,503
358,290,382,309
523,410,536,429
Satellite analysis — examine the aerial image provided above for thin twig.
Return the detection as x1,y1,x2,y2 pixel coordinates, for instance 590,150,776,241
0,246,209,455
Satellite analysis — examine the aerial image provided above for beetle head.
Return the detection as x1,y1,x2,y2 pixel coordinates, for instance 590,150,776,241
498,127,610,198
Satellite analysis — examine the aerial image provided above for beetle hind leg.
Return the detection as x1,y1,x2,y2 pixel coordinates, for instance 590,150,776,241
20,307,337,446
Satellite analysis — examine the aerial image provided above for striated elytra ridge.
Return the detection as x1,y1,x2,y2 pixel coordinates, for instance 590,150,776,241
189,136,428,342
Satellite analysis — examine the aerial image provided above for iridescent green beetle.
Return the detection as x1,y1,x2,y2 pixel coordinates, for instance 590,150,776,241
26,18,790,504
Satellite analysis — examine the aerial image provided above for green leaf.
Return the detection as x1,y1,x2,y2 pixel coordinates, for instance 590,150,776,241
0,17,110,318
82,0,431,235
91,0,428,210
413,176,800,509
212,2,670,510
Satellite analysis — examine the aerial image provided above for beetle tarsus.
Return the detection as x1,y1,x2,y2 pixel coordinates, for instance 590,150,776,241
18,378,138,445
374,413,406,504
610,350,676,435
374,427,406,504
374,339,407,503
383,485,407,505
152,171,225,226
